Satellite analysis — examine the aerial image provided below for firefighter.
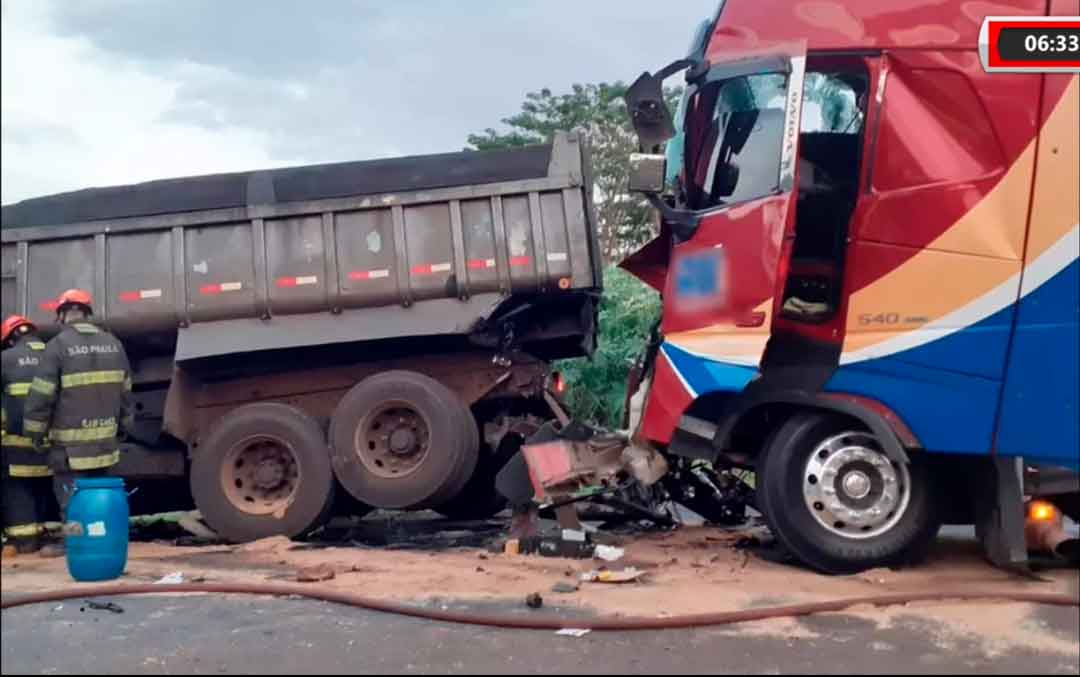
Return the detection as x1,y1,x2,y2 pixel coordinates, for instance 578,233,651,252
23,290,133,528
1,315,53,553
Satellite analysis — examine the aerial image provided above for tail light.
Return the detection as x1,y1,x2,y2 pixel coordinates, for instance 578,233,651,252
550,371,566,394
1028,500,1057,522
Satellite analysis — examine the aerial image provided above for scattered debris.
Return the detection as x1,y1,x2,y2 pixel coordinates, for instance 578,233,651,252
505,532,595,559
555,628,591,637
525,592,544,609
154,571,184,585
477,553,488,561
734,536,762,550
1,545,16,559
296,563,336,583
594,545,625,562
551,581,579,594
668,503,708,527
476,566,485,573
52,604,64,612
237,535,295,554
519,535,594,558
856,567,894,585
177,514,219,542
580,567,646,584
82,600,124,614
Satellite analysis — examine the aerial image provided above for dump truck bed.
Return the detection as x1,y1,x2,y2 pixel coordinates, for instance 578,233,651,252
1,132,601,363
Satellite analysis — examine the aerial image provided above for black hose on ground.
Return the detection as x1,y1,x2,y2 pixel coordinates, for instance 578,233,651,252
2,583,1077,631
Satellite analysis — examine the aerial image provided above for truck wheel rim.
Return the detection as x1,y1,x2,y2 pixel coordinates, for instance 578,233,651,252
221,435,301,516
354,402,431,480
802,431,911,540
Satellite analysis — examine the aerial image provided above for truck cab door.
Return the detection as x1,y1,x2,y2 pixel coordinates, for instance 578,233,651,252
638,51,807,369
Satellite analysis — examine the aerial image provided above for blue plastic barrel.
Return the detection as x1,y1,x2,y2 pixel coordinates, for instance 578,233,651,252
65,477,129,582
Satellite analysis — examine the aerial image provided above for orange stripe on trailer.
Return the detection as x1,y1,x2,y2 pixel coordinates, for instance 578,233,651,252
467,258,496,270
509,256,531,267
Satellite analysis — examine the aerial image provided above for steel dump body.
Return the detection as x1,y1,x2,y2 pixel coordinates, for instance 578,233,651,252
1,132,601,364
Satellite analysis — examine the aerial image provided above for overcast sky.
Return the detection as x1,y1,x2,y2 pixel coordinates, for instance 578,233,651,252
1,0,716,203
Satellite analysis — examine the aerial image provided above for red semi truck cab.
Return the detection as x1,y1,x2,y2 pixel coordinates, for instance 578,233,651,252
621,0,1079,572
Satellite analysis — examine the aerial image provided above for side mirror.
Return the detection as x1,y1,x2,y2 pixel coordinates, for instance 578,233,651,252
626,72,676,152
628,153,667,194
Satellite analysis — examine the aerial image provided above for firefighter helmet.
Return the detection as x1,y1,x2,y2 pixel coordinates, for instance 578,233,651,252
56,288,94,314
1,315,35,344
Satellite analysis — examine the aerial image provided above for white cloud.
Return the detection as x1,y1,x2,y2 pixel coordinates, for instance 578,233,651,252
1,1,295,202
2,0,717,204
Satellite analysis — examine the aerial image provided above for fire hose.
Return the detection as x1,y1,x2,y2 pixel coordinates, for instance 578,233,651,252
3,583,1077,631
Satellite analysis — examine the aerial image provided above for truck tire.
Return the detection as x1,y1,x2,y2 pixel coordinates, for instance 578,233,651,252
330,371,477,509
190,402,336,543
428,408,481,507
757,412,940,574
332,482,374,519
409,409,480,510
433,422,533,520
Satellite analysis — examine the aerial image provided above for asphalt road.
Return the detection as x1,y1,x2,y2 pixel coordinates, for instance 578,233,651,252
3,594,1078,675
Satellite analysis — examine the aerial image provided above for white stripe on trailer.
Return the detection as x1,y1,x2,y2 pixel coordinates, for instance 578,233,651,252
547,252,568,262
219,282,243,292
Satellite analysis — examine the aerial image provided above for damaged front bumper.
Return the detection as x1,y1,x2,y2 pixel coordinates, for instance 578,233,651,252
495,420,753,528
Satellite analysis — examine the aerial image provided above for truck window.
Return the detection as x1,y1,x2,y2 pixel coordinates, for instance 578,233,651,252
802,73,862,135
683,73,787,211
781,68,869,325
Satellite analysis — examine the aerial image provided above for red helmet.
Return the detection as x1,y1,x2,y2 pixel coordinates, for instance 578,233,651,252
56,288,94,313
1,315,35,344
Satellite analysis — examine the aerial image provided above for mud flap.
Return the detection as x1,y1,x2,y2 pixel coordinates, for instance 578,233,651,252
975,456,1036,577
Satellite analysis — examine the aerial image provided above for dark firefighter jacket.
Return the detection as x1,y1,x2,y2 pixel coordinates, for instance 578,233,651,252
22,322,133,471
1,333,52,477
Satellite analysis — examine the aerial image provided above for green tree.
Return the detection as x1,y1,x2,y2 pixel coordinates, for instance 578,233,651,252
557,266,660,428
468,83,682,263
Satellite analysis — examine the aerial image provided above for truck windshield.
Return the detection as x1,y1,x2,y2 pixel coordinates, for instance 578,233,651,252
682,73,787,211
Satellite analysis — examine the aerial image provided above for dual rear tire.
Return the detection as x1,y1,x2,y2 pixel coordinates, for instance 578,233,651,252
190,371,483,543
329,370,479,510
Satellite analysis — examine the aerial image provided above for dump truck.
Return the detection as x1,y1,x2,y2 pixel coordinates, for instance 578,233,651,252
612,0,1079,573
1,132,602,542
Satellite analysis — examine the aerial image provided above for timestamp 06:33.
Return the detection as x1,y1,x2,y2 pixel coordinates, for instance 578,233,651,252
979,17,1080,73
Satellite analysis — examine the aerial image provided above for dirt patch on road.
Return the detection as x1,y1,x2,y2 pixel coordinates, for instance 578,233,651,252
2,523,1076,657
